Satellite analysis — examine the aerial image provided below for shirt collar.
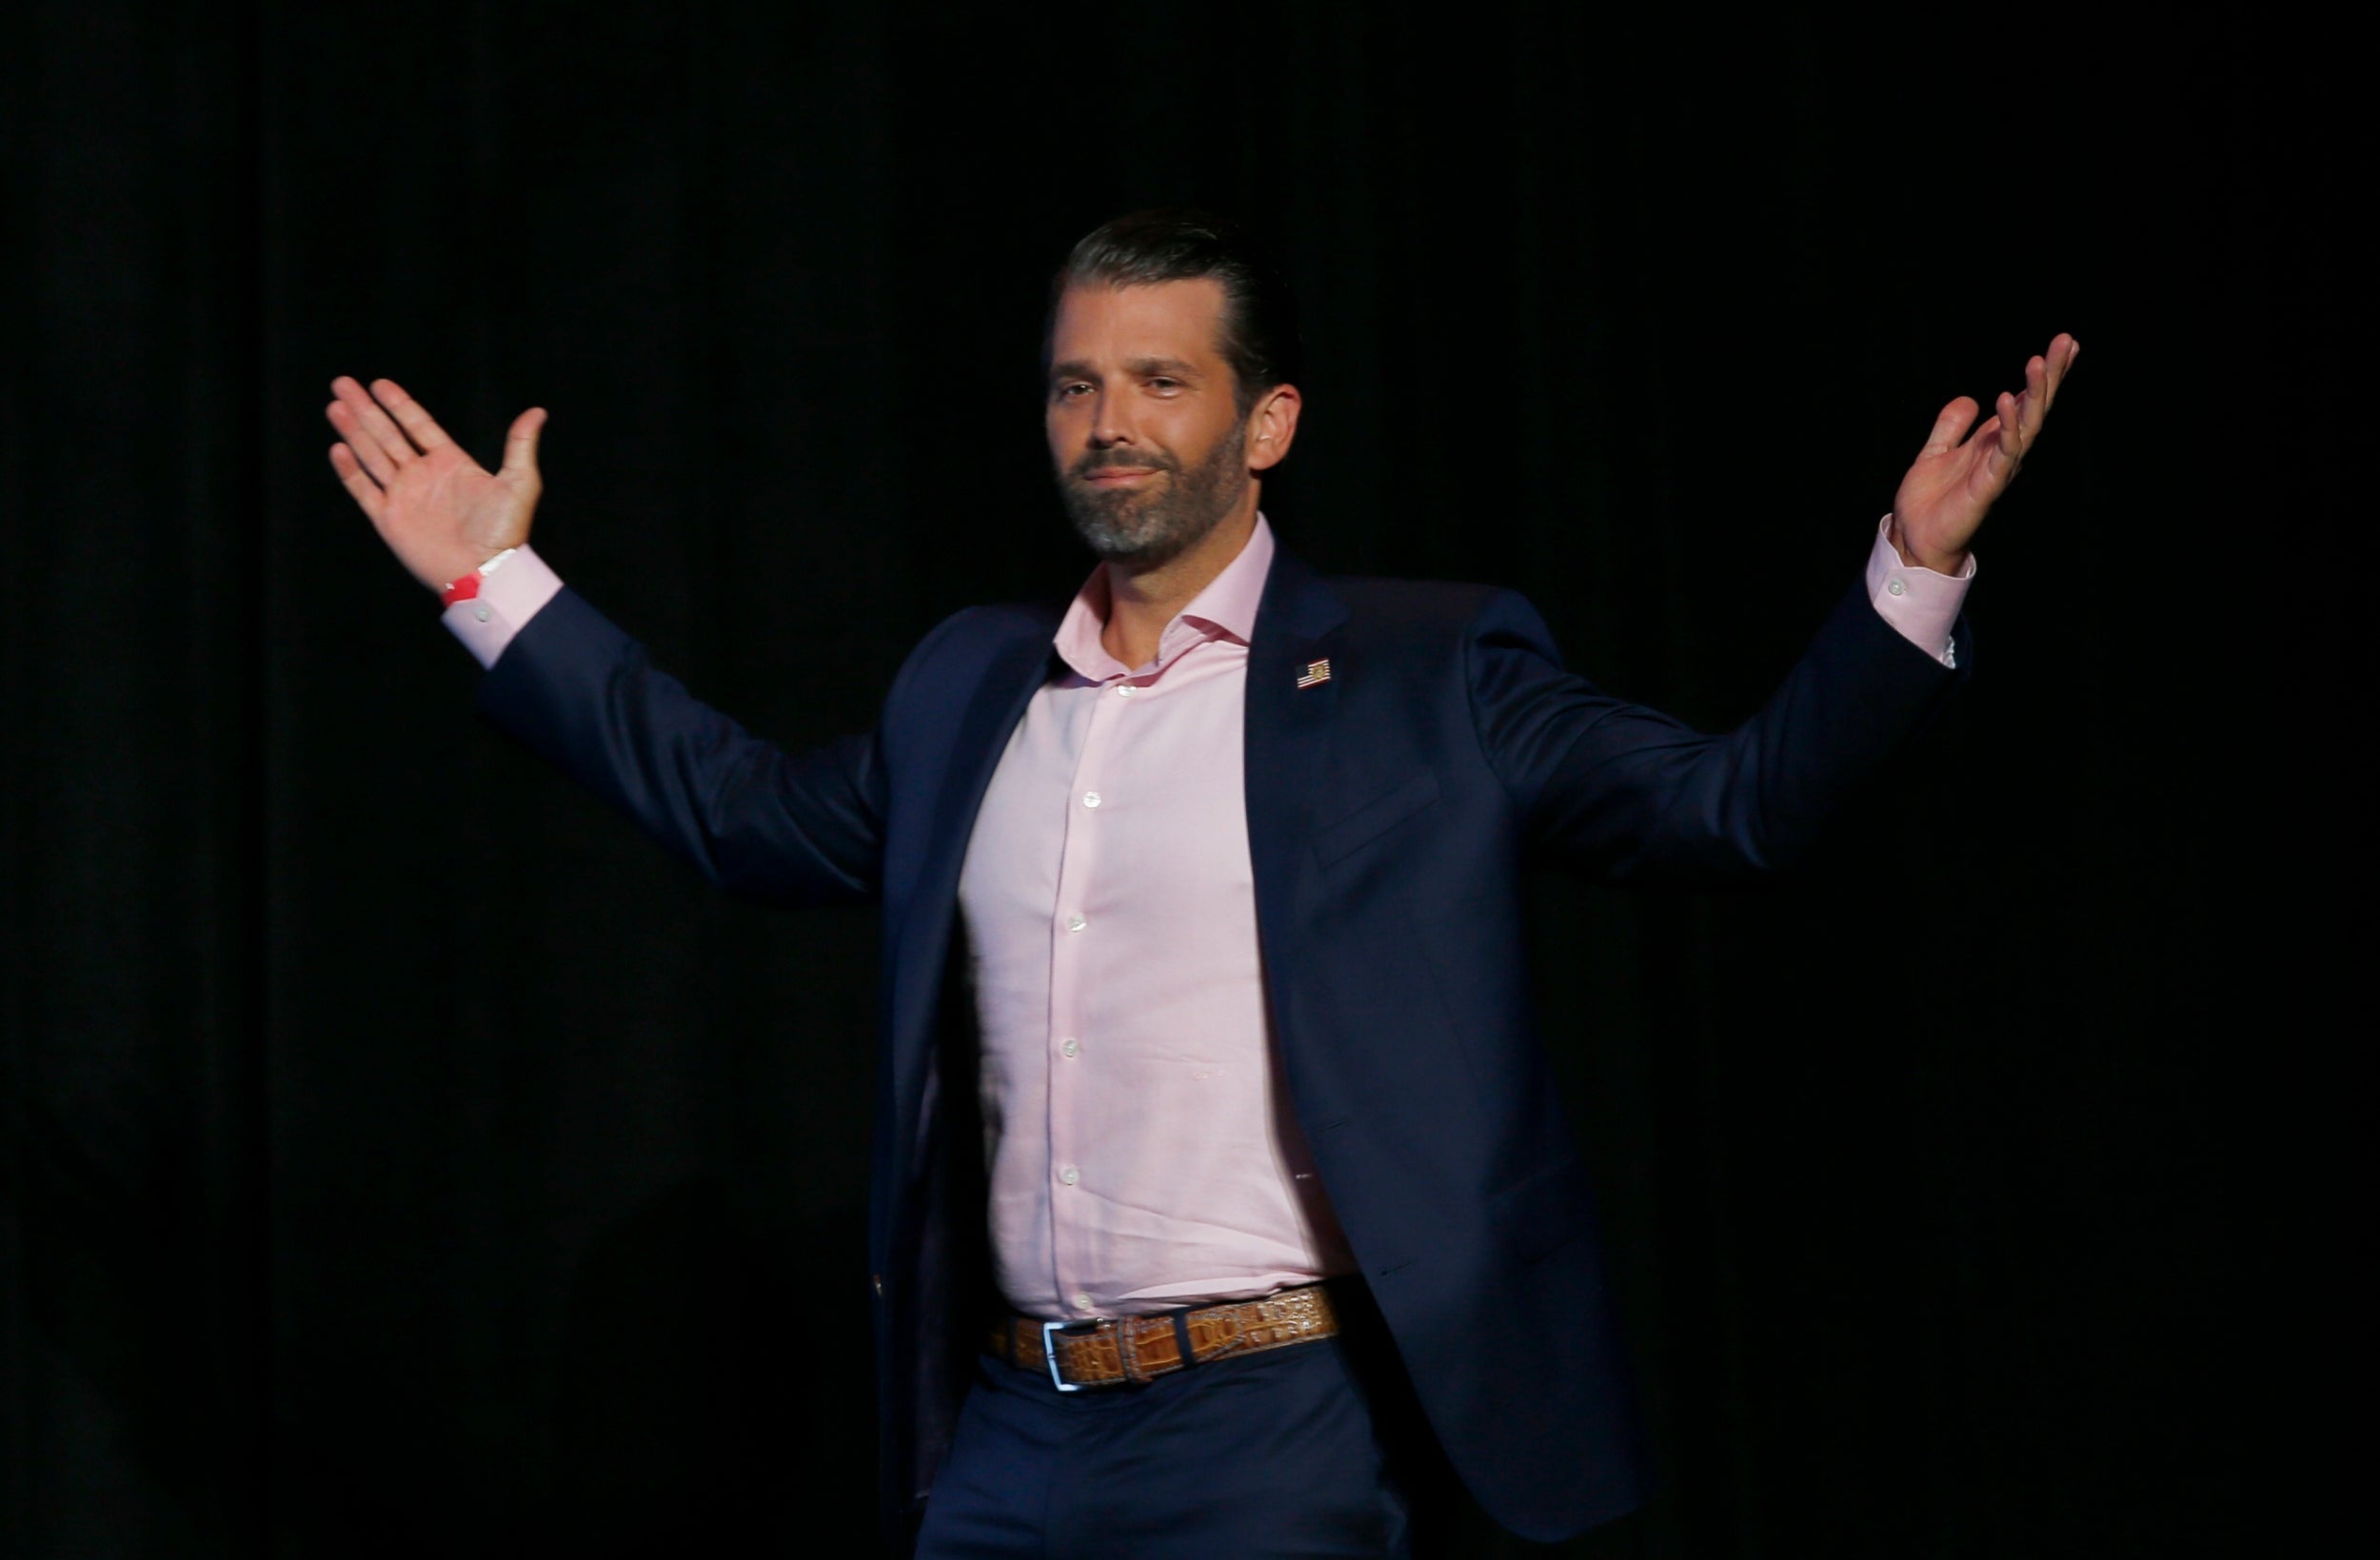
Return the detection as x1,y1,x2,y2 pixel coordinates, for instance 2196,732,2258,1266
1052,513,1277,681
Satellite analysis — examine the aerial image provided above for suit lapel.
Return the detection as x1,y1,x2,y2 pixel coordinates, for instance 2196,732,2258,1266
922,628,1060,899
1243,545,1350,1011
886,612,1061,1179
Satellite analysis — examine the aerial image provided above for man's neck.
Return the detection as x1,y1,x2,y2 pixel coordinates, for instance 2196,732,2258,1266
1099,492,1259,669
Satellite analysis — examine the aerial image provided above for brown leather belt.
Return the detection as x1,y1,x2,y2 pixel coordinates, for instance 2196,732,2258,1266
988,1284,1339,1392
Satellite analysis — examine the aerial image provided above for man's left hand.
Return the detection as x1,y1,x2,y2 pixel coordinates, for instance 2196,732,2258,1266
1890,333,2080,575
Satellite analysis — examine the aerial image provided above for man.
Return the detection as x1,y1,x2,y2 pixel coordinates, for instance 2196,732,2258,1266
327,210,2075,1557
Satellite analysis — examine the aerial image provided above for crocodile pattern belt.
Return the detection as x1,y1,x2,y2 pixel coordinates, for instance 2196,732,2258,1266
988,1284,1340,1392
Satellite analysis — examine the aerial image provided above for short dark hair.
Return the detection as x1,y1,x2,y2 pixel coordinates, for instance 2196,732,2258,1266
1048,208,1303,413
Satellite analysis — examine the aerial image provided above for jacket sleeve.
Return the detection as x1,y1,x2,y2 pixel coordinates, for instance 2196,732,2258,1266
1465,578,1968,886
473,586,885,906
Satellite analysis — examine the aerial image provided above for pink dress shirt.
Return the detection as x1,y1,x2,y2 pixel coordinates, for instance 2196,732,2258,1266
447,517,1971,1321
954,518,1353,1319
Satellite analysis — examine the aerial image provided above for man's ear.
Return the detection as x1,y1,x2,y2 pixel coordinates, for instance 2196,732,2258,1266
1247,383,1302,473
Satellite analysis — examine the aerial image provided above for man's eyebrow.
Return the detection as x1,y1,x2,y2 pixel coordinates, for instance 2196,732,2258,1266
1047,356,1206,384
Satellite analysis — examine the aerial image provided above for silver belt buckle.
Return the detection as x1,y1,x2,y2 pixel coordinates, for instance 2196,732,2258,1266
1042,1318,1090,1392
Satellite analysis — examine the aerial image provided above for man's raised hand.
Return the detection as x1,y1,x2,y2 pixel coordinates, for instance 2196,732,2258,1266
327,377,546,592
1889,334,2080,576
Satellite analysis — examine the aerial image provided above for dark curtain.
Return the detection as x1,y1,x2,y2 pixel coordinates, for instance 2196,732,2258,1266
1,5,2351,1555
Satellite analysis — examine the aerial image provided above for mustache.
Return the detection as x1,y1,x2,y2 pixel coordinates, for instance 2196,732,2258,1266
1069,448,1180,480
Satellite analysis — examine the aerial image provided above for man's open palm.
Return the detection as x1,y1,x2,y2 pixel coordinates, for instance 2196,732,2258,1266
327,376,546,591
1890,334,2079,575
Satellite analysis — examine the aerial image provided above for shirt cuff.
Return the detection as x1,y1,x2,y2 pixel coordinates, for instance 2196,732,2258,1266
441,543,564,669
1865,516,1973,668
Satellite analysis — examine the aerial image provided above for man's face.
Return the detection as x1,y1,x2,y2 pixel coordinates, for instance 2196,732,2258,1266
1046,279,1253,569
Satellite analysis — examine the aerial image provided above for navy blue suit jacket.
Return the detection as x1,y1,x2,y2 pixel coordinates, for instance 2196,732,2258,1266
475,542,1966,1545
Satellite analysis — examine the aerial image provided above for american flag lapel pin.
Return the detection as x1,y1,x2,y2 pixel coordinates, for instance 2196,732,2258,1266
1295,658,1333,690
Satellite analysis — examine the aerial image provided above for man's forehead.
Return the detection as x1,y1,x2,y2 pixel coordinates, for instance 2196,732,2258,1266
1049,278,1230,364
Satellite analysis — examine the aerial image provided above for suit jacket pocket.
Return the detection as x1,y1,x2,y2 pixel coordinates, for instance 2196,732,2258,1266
1488,1154,1593,1264
1311,769,1441,868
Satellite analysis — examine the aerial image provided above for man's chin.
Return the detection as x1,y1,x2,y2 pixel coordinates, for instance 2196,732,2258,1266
1066,498,1188,567
1061,461,1245,571
1078,525,1195,571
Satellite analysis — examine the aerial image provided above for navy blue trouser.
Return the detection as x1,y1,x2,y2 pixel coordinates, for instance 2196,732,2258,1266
913,1313,1452,1559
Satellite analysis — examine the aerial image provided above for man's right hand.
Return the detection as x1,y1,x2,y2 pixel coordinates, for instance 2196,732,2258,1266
327,376,546,592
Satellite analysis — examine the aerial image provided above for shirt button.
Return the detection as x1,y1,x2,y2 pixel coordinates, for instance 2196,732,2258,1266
1072,1292,1095,1312
1060,1166,1080,1185
1886,577,1908,597
1061,1037,1080,1057
1116,684,1137,698
473,603,492,622
1065,914,1086,932
1082,792,1101,809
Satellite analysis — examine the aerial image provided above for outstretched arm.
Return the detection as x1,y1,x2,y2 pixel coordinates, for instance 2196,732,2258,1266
1476,580,1962,885
325,377,884,906
1486,333,2079,882
473,588,887,906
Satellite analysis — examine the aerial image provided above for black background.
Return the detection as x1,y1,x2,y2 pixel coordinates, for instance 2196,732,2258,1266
1,5,2356,1556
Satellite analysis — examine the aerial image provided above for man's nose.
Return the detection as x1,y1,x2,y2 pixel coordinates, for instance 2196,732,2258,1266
1089,392,1139,448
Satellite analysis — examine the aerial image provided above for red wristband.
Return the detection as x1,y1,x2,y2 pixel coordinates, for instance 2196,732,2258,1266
440,570,482,608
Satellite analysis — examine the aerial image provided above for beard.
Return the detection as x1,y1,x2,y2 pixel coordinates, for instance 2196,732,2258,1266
1059,421,1249,570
